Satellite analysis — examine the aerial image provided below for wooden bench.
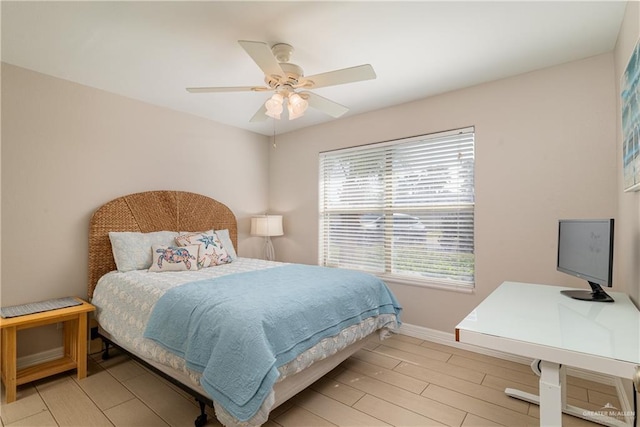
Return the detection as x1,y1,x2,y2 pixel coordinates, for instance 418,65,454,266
0,298,95,403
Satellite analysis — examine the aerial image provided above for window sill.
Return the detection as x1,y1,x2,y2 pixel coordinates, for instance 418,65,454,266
376,273,475,294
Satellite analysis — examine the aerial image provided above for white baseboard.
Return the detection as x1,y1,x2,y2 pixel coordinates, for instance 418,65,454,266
399,322,533,365
17,346,63,370
398,323,634,420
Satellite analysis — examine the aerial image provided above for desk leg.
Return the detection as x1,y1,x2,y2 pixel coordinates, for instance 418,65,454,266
1,326,17,403
506,361,629,427
538,361,562,426
505,362,563,426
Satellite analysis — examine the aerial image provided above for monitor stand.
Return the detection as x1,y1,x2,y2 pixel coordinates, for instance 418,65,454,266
560,282,614,303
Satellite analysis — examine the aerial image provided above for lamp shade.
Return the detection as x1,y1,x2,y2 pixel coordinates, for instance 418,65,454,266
287,93,308,120
265,93,284,119
250,215,283,237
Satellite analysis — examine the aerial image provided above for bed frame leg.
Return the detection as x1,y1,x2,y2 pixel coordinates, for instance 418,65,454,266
194,399,207,427
101,340,111,360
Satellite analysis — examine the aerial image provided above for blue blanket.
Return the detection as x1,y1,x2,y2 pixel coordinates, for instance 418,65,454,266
143,264,401,421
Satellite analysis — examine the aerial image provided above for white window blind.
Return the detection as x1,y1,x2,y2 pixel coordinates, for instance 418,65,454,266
319,127,475,288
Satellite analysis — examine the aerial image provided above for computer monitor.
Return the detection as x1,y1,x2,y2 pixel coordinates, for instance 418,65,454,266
557,218,615,302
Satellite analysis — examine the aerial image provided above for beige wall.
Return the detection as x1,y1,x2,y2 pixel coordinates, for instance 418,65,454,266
615,1,640,305
1,63,270,356
269,53,618,333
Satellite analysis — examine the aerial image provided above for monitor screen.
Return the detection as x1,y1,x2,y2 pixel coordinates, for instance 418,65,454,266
557,219,614,302
557,219,614,286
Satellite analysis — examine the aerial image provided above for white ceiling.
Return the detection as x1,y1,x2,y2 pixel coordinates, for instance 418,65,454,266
1,1,627,136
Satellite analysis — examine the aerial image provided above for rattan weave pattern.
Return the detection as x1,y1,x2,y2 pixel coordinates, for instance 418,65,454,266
88,191,238,299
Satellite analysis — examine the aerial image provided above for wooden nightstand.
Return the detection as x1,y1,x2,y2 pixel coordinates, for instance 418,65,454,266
0,298,95,403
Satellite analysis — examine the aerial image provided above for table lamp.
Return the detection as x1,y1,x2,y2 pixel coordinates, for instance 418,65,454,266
250,215,283,261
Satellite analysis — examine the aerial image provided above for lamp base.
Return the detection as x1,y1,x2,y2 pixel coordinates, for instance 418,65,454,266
263,237,276,261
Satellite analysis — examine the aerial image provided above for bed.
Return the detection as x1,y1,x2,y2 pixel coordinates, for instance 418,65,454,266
88,190,401,427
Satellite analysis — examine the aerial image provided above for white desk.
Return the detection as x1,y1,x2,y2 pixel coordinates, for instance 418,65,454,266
456,281,640,427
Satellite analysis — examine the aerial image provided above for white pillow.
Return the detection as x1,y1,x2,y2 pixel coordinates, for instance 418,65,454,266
109,231,179,272
149,245,199,272
214,229,238,260
175,230,233,267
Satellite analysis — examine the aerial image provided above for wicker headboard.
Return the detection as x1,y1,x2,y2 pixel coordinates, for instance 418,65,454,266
88,190,238,299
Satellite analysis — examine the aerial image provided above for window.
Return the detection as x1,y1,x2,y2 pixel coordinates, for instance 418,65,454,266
319,127,475,289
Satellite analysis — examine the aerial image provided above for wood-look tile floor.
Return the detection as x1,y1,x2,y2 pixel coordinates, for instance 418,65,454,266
0,334,623,427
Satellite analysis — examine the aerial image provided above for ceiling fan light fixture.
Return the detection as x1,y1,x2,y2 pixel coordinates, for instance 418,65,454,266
188,41,375,123
265,93,284,119
287,93,308,120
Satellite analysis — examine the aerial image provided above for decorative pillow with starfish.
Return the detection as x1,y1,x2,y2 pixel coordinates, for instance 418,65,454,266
175,230,232,268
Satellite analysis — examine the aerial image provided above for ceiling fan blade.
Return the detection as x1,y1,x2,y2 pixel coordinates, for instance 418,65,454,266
300,91,349,118
249,103,270,122
186,86,269,93
238,40,284,80
304,64,376,90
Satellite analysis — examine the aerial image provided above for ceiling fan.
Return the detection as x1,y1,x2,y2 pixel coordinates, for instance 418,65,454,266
186,40,376,122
